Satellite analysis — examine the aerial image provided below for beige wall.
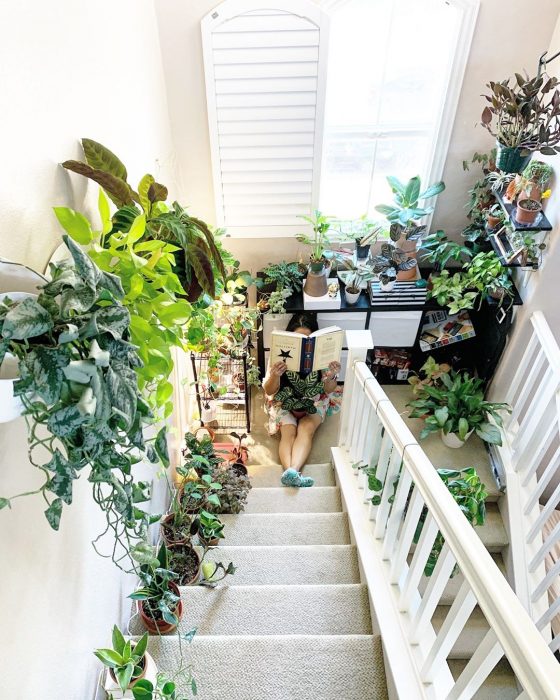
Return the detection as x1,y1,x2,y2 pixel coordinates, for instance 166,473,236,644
154,0,560,273
0,1,173,698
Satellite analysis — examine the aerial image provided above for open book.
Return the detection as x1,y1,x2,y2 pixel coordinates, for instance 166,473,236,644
270,326,343,373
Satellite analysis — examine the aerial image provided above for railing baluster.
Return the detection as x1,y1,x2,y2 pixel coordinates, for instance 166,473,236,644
390,485,425,584
399,511,439,611
531,557,560,604
512,368,556,457
374,447,402,538
516,413,556,480
410,543,456,644
349,384,366,462
369,430,392,520
527,481,560,543
524,443,560,507
503,333,538,409
510,350,545,437
382,467,413,561
529,520,560,572
421,580,477,683
536,595,560,631
446,629,504,700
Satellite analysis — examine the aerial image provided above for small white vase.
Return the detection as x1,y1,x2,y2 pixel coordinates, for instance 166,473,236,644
440,429,473,449
380,279,396,292
201,401,217,423
344,288,361,305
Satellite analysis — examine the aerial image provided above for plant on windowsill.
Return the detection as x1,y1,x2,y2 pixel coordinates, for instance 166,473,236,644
95,626,149,694
406,370,511,448
296,210,336,297
420,230,473,272
0,236,165,565
481,72,560,173
336,216,384,260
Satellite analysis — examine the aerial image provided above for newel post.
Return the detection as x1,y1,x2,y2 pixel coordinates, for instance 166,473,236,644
338,330,374,448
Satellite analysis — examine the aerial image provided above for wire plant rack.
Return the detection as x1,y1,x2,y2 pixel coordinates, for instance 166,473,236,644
190,352,251,433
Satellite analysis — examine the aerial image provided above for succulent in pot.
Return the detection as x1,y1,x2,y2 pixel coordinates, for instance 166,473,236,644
407,370,511,447
516,198,542,225
94,626,149,693
130,543,183,634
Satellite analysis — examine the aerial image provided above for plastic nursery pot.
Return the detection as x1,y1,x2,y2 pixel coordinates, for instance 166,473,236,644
160,512,192,547
290,410,308,419
139,582,183,634
516,198,541,225
344,288,361,305
440,429,474,449
230,462,249,477
356,243,370,260
109,649,147,689
495,142,532,174
168,543,202,586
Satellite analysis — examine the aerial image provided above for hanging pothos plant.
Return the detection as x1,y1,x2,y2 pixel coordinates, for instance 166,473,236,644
0,236,167,565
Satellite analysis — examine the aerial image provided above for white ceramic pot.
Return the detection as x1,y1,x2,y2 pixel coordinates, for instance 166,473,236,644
201,401,217,423
102,651,158,698
0,353,24,423
380,279,396,292
344,288,361,305
440,429,474,449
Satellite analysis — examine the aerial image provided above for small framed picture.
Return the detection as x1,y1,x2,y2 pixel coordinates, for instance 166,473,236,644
491,230,523,264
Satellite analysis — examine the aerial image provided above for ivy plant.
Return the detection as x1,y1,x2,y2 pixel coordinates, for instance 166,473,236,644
274,370,324,413
0,236,166,564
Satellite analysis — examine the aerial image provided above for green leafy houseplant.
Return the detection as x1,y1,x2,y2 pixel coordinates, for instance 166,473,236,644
195,509,225,545
407,370,511,446
263,261,304,294
374,175,445,230
421,230,473,271
95,626,149,693
427,270,478,314
296,210,335,271
467,251,513,303
130,674,191,700
408,356,451,397
0,237,165,561
274,370,324,414
206,466,251,515
371,240,418,286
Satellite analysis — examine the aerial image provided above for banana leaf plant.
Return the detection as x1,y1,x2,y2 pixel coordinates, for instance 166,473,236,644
274,370,324,413
62,138,225,301
0,236,166,566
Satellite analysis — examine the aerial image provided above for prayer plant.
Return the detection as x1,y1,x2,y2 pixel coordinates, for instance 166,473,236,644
274,370,324,413
0,237,166,565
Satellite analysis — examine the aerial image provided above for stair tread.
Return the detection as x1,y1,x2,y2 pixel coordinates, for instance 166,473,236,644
205,544,360,585
132,584,372,636
245,486,341,513
432,606,488,659
219,512,351,546
475,503,508,550
448,660,518,699
248,462,335,487
147,635,388,700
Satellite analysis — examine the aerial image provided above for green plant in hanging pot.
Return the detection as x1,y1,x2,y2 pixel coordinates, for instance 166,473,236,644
0,236,166,564
407,370,511,447
95,626,149,694
481,72,560,173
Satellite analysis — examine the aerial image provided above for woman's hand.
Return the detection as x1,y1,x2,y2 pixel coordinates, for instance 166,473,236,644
270,361,288,377
323,361,341,381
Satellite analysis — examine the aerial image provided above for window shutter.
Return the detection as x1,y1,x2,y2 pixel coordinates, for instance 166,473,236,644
201,0,330,237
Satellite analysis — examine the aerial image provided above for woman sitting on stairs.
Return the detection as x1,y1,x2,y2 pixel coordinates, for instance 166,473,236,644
262,312,342,488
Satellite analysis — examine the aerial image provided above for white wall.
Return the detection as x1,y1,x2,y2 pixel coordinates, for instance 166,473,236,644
0,1,174,698
154,0,560,274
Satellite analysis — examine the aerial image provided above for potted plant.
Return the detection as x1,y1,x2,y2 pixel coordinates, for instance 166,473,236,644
200,560,237,587
407,370,511,448
408,356,451,398
343,270,365,305
481,73,560,173
420,230,473,272
195,509,225,547
486,203,504,230
516,198,542,225
161,487,196,547
95,626,149,693
336,256,375,304
337,216,384,260
206,467,251,515
274,370,324,418
296,210,335,297
427,270,479,314
130,543,183,634
167,542,202,585
371,242,418,291
520,160,553,201
466,251,512,304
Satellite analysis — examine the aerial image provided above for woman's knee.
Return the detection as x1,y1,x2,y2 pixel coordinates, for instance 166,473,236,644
280,424,297,442
298,416,321,437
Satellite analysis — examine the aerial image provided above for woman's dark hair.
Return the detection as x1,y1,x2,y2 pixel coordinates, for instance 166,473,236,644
286,312,318,334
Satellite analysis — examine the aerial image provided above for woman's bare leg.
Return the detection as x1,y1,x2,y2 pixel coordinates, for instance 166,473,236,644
278,424,297,469
290,414,322,470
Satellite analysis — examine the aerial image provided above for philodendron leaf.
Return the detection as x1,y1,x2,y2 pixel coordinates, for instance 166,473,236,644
28,347,67,404
155,427,169,467
46,449,78,504
138,174,155,214
62,235,100,288
106,366,137,428
93,305,130,339
98,271,125,300
53,206,94,245
47,405,87,438
147,182,168,203
45,498,63,530
98,188,113,235
1,298,53,340
60,285,96,315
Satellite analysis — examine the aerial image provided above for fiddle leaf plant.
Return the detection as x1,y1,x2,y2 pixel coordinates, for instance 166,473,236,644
0,236,162,565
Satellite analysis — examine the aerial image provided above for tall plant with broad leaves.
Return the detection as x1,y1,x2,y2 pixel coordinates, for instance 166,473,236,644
375,175,445,235
0,237,167,566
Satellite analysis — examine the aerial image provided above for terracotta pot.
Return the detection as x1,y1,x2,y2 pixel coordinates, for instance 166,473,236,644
109,649,147,688
524,182,542,202
139,582,183,634
440,429,473,449
303,267,328,297
168,544,202,586
487,214,501,229
160,512,191,547
516,199,541,225
199,535,220,548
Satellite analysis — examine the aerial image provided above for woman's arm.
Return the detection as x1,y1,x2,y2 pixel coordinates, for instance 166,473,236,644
263,360,288,396
322,361,341,394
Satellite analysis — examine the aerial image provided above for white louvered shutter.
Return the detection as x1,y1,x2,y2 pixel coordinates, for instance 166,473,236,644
201,0,330,237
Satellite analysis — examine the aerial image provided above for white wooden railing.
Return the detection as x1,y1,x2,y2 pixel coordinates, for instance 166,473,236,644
491,311,560,654
333,331,560,700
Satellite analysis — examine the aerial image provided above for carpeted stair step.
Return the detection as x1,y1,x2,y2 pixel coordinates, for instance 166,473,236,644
418,553,506,605
219,512,351,546
448,659,518,700
204,544,360,585
472,504,508,551
244,486,341,513
168,584,372,636
432,606,489,659
248,462,335,487
146,634,388,700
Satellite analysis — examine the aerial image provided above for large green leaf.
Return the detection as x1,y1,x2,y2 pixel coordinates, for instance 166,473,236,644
188,244,215,297
419,181,445,199
61,285,96,314
29,347,67,403
106,366,137,428
82,138,128,182
138,174,155,214
45,498,63,530
62,160,134,207
47,405,88,438
148,182,168,203
404,176,421,206
53,206,93,245
155,426,169,467
1,298,53,340
46,449,78,505
63,235,100,288
93,305,130,339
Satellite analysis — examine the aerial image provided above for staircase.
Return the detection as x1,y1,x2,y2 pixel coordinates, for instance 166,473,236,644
144,462,388,699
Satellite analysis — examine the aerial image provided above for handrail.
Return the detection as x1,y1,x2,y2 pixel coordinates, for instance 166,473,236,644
353,362,560,698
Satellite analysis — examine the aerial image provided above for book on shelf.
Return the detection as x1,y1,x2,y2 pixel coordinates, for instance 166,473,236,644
270,326,343,373
419,310,475,352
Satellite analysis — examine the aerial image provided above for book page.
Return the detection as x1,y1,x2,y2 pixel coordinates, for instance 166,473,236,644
312,329,344,372
270,331,303,372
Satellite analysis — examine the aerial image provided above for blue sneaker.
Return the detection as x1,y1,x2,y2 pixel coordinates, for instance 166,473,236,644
281,468,315,488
